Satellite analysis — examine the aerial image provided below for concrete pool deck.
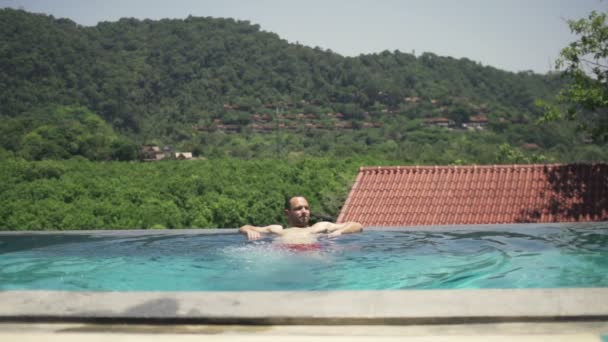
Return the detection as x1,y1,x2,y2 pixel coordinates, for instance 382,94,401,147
1,322,608,341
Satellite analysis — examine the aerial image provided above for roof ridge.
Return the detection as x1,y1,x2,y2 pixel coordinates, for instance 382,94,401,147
359,163,607,173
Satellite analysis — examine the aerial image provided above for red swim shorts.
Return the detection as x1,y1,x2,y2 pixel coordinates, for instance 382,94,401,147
279,243,322,252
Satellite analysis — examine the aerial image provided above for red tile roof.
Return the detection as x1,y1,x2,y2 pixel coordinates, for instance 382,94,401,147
337,164,608,226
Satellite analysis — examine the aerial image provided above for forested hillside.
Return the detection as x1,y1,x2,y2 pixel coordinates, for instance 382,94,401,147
2,8,606,162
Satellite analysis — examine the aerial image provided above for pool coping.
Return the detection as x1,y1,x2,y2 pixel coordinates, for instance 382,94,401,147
0,228,240,235
1,226,607,325
0,221,605,235
1,288,607,325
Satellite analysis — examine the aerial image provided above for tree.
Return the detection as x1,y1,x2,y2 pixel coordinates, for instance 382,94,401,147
541,11,608,142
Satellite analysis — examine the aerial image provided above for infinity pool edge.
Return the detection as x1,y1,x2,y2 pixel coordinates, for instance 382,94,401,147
1,288,607,325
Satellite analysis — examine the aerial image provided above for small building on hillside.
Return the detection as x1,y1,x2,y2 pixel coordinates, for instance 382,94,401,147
175,152,193,160
163,145,173,154
463,115,489,130
337,164,608,226
423,117,456,128
141,145,165,161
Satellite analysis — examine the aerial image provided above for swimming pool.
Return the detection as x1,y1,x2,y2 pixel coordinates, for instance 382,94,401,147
1,223,607,291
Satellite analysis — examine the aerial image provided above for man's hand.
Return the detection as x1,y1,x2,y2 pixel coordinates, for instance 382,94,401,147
245,230,262,240
327,230,342,238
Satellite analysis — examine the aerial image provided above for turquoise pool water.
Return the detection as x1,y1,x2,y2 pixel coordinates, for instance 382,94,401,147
0,224,607,291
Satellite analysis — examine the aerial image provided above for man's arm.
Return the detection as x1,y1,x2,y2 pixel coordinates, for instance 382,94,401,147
239,224,283,240
311,221,363,236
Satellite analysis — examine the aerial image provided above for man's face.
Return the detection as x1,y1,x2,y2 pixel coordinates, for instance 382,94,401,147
285,197,310,228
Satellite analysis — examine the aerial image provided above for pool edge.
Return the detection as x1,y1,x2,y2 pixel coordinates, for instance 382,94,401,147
1,288,607,325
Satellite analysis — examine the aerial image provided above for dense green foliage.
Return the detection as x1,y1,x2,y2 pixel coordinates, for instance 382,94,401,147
0,105,139,160
0,8,555,124
0,157,386,230
2,8,605,162
541,10,608,142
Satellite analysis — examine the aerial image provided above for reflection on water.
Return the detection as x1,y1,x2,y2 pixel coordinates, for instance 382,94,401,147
0,223,607,291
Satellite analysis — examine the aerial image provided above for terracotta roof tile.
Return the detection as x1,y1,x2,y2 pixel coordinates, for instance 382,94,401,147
337,163,608,226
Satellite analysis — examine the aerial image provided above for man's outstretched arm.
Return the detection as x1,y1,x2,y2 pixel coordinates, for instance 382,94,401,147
239,224,283,240
312,222,363,236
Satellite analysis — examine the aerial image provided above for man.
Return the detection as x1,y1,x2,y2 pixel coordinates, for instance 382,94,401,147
239,196,363,244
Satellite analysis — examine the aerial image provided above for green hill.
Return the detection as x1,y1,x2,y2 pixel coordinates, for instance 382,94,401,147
1,8,605,163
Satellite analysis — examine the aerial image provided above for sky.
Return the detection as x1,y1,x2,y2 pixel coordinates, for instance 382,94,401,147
1,0,606,74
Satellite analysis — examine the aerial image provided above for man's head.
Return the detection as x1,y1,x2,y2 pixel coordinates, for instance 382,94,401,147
284,196,310,228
